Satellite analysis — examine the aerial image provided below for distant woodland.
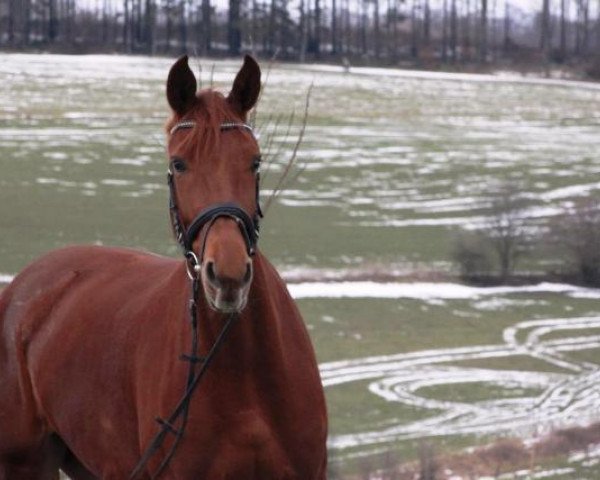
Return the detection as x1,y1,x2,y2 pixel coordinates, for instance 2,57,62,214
1,1,600,75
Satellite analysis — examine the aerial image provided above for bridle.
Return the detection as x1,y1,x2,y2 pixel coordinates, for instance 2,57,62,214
130,120,262,479
167,120,263,265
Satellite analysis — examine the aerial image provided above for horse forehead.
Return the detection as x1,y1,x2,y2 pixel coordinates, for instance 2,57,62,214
220,132,259,156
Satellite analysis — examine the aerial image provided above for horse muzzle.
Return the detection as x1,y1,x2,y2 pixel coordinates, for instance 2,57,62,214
201,259,253,313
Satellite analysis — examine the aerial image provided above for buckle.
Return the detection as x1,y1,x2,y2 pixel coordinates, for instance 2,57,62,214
184,251,201,280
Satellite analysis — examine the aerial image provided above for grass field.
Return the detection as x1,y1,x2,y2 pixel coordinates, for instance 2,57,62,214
1,54,600,479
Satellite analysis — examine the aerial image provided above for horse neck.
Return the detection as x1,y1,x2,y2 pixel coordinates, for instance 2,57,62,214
187,252,289,370
167,254,316,412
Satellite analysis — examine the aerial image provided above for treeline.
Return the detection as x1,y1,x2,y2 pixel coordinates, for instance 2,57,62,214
1,0,600,70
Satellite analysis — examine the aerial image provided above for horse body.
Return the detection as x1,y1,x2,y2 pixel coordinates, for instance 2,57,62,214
0,54,327,478
0,245,327,478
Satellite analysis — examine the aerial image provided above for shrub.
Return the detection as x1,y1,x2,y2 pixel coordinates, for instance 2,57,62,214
452,231,494,281
547,198,600,286
476,438,528,477
452,182,529,283
418,441,439,480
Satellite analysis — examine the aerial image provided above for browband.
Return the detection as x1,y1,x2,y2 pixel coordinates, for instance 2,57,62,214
170,120,255,137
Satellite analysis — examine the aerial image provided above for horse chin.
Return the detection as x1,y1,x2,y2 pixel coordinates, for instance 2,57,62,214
202,283,249,314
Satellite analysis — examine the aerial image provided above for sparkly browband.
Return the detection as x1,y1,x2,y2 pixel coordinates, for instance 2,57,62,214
170,120,255,137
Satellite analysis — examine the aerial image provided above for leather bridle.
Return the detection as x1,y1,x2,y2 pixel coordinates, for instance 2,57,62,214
167,120,263,262
130,120,262,479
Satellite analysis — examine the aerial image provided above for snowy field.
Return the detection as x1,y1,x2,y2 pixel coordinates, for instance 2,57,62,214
1,54,600,477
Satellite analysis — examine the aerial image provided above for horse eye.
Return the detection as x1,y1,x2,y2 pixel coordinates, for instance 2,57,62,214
251,156,261,173
171,158,187,173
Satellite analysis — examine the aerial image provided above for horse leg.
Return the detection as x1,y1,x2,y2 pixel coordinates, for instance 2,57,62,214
0,434,66,480
59,448,98,480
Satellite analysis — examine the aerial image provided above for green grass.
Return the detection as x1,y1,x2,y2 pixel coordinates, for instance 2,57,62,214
563,348,600,366
449,355,574,374
416,382,543,403
302,296,600,364
326,380,437,436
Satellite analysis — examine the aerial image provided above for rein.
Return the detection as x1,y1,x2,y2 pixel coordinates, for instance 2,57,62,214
130,121,261,479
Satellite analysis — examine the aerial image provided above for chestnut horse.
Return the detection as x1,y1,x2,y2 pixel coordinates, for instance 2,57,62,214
0,56,327,479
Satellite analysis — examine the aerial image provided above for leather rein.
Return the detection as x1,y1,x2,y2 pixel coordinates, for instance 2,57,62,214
130,120,262,479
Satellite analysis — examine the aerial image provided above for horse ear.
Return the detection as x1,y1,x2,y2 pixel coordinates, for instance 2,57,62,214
166,55,198,115
227,55,261,116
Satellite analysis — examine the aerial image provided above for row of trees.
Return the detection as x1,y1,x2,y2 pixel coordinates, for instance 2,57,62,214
1,1,600,67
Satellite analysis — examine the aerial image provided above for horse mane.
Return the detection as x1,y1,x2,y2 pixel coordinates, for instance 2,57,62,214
165,89,241,159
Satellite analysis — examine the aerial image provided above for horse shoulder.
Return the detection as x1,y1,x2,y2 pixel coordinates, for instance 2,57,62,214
0,246,183,468
248,255,328,477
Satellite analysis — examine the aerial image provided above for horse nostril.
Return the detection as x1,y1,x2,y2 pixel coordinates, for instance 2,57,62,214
205,261,218,285
243,262,253,285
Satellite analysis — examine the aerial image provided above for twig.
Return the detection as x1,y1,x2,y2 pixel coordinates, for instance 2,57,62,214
249,49,278,128
192,49,203,89
262,83,312,213
209,64,215,88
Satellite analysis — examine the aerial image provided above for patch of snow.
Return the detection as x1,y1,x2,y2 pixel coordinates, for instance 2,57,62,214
288,281,600,300
100,179,134,186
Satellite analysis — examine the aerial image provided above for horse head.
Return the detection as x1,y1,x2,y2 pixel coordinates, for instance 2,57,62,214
165,55,262,314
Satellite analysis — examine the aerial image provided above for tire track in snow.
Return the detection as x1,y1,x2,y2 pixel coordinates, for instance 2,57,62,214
321,316,600,453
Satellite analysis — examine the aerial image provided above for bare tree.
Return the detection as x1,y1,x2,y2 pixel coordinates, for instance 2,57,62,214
6,0,16,45
450,0,457,62
374,0,381,59
549,199,600,286
314,0,322,56
418,441,439,480
464,0,472,60
124,0,131,51
452,230,494,280
179,0,187,52
64,0,75,44
574,0,590,54
490,0,497,59
299,0,308,60
540,0,551,53
381,450,402,479
102,0,109,44
342,0,350,54
360,0,368,54
442,0,448,61
423,0,431,44
503,0,511,53
144,0,156,53
267,0,276,53
453,182,528,283
560,0,567,58
487,183,528,282
201,0,212,53
479,0,487,62
332,0,338,53
228,0,241,54
49,0,58,42
410,0,419,59
23,0,32,45
597,0,600,49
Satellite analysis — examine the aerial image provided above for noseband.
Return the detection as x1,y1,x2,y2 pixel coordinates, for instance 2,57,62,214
167,120,263,268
